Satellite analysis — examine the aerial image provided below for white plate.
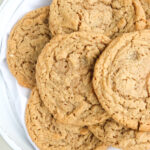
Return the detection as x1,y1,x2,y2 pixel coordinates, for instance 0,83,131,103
0,0,117,150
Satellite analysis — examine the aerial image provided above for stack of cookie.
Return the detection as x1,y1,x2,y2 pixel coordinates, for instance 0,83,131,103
6,0,150,150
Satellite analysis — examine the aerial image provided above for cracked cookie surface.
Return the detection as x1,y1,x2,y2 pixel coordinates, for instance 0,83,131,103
36,32,110,126
93,30,150,131
49,0,146,38
89,118,150,150
140,0,150,28
7,7,51,89
25,87,107,150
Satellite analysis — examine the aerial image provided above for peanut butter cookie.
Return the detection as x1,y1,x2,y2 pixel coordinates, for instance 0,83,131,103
49,0,146,38
140,0,150,28
89,118,150,150
36,32,110,126
93,30,150,131
7,7,51,89
25,88,107,150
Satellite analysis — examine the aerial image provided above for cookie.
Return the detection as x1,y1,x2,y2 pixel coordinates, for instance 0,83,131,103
93,30,150,131
89,118,150,150
36,32,110,126
25,87,107,150
140,0,150,28
7,7,51,89
49,0,146,38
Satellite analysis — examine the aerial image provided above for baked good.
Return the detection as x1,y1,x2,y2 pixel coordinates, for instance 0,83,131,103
49,0,146,38
93,30,150,131
140,0,150,28
7,7,51,89
36,32,110,126
89,118,150,150
25,87,107,150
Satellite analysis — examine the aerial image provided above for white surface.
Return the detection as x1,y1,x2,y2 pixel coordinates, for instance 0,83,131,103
0,0,117,150
0,136,12,150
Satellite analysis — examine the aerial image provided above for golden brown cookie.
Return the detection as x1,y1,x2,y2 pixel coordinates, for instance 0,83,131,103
89,118,150,150
7,7,51,89
140,0,150,28
49,0,146,38
36,32,110,126
93,30,150,131
25,87,107,150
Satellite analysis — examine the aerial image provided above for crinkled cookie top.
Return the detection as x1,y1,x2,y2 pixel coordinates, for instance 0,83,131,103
93,30,150,131
36,32,110,126
49,0,146,38
7,7,51,89
25,88,106,150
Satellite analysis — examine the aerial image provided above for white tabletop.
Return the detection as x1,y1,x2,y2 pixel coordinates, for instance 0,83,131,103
0,136,12,150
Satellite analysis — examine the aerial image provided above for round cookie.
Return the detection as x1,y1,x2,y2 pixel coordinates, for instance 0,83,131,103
93,30,150,131
25,87,107,150
49,0,146,38
140,0,150,28
89,118,150,150
36,32,110,126
7,7,51,89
